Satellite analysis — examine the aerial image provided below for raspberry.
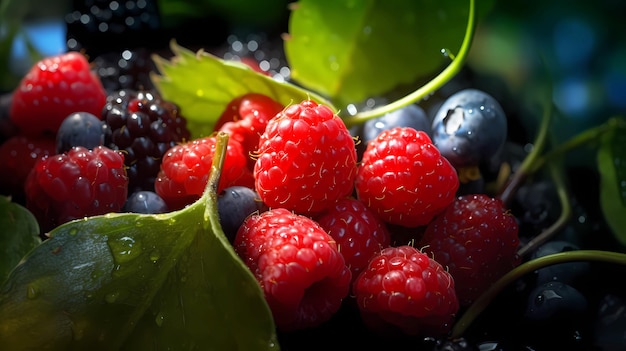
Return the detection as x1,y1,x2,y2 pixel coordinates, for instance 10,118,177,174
355,127,459,228
9,51,107,137
24,146,128,233
254,100,357,216
215,93,285,171
353,245,459,337
155,135,254,210
102,89,191,194
0,135,56,202
233,208,351,331
418,194,521,306
314,197,391,286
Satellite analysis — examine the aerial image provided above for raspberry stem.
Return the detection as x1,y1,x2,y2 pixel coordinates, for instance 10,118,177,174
450,249,626,339
340,0,477,127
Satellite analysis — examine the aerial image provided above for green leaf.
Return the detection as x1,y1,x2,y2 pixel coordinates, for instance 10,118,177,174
598,122,626,247
152,41,334,139
0,133,279,351
284,0,484,108
0,196,41,284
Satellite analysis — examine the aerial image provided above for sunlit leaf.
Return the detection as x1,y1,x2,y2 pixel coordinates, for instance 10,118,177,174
0,133,278,351
0,196,41,284
284,0,489,108
598,122,626,247
152,41,333,139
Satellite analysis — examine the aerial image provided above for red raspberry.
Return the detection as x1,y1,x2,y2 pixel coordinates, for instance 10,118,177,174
355,127,459,228
353,245,459,337
254,100,357,216
155,135,254,210
419,194,521,306
24,146,128,233
10,52,107,137
233,208,351,331
0,135,56,201
314,197,391,286
214,93,284,171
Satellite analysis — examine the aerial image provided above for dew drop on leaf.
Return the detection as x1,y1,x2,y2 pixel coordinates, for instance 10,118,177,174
108,236,142,264
26,284,38,299
105,291,120,303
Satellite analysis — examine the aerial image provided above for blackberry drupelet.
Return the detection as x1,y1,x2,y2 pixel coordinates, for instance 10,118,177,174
102,89,191,194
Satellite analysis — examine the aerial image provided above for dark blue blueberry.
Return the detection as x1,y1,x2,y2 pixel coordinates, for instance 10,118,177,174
56,111,105,153
356,104,430,157
431,89,507,168
123,190,169,214
525,281,588,321
218,186,266,243
531,240,590,285
594,293,626,349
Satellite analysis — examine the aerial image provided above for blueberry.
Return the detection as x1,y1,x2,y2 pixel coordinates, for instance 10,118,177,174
123,191,169,214
56,112,105,153
525,281,588,321
218,186,266,243
531,240,590,285
356,104,430,157
431,89,507,168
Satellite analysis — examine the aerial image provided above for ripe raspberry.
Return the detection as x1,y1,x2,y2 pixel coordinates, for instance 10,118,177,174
353,245,459,337
355,127,459,228
419,194,521,306
254,100,357,216
314,197,391,286
102,89,191,194
0,135,56,202
155,135,254,210
10,51,107,137
214,93,284,171
24,146,128,233
233,208,351,331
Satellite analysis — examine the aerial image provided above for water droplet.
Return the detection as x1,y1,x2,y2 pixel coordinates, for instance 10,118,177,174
26,285,39,299
155,311,165,326
69,228,78,235
108,236,142,263
149,250,160,263
105,291,120,303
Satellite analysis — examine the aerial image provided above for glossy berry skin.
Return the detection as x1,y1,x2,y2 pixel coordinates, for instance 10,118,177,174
155,135,254,211
56,112,105,153
353,245,459,337
431,88,507,168
254,100,357,216
0,135,56,201
233,208,351,331
215,93,284,171
314,197,391,286
361,104,431,146
102,89,191,194
218,185,267,243
355,127,459,228
24,146,128,233
531,240,590,285
419,194,521,306
10,52,107,137
123,190,168,214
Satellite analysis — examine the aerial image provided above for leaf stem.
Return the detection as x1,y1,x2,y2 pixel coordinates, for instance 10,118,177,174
516,161,571,257
450,250,626,339
340,0,477,127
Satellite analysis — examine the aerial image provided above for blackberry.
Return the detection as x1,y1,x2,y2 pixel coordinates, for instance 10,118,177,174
102,89,191,194
91,48,157,94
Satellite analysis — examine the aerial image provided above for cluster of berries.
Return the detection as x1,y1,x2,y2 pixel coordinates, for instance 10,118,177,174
0,50,521,340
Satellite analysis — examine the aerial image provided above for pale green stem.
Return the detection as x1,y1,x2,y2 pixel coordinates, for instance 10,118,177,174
341,0,477,127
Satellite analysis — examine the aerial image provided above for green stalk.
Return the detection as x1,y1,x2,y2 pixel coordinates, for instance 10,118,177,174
341,0,477,127
450,250,626,339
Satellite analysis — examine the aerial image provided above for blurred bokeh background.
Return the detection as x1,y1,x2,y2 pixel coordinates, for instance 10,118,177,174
1,0,624,141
